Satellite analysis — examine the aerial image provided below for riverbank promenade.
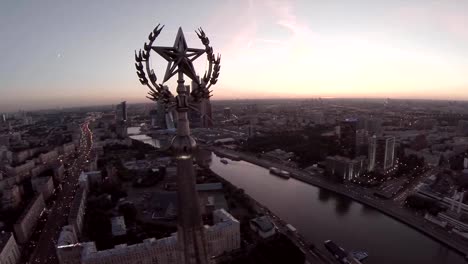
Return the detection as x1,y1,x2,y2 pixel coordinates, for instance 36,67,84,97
211,147,468,256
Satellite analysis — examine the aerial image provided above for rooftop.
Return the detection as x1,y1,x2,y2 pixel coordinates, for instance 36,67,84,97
16,194,43,223
111,216,127,237
69,187,86,220
84,170,101,176
149,192,178,219
82,235,178,260
32,175,52,185
214,208,239,224
250,216,274,232
57,225,76,246
0,231,13,251
195,182,223,192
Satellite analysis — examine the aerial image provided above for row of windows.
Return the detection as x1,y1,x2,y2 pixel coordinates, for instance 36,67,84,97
3,247,20,264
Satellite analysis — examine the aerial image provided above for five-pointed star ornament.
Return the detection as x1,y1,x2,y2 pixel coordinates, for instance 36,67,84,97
152,27,206,83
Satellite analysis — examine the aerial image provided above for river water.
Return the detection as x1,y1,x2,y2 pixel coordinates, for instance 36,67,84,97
208,153,466,264
130,131,465,264
127,126,161,148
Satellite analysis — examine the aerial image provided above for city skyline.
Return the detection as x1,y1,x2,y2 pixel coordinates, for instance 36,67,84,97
2,0,468,111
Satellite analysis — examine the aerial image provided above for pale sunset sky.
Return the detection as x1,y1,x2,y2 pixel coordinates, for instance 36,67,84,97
1,0,468,111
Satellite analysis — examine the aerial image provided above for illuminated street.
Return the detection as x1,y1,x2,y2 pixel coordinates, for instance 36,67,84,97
28,121,93,264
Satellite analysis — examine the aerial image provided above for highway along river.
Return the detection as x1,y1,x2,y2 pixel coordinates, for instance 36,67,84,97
208,152,465,264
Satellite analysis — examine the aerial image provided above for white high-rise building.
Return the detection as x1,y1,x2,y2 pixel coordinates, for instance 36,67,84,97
0,232,21,264
68,187,87,237
32,176,54,200
368,136,395,172
205,209,241,257
56,225,80,264
38,149,59,164
368,136,377,172
325,156,366,181
14,194,45,243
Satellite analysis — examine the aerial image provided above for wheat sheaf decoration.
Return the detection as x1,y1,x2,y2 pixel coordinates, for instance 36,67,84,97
194,28,221,101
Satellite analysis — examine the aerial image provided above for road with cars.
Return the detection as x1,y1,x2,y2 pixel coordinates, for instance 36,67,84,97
28,120,93,264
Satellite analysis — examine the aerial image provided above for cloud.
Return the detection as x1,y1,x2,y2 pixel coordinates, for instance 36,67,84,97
217,0,312,53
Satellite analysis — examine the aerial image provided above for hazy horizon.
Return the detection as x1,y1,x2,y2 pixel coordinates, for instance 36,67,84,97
3,96,468,114
2,0,468,112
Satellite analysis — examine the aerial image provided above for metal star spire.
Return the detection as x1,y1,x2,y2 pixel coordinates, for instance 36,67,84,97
152,27,206,83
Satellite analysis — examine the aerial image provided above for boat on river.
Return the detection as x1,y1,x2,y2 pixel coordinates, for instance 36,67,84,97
269,167,290,179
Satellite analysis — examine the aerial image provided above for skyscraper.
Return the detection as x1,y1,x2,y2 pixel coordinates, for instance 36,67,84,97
340,119,358,158
153,86,176,130
115,101,128,138
201,99,213,128
150,109,158,127
326,156,366,182
187,85,203,128
156,99,167,128
368,136,377,172
116,101,127,122
165,110,176,130
186,79,213,128
356,129,369,156
368,136,395,172
223,107,232,120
